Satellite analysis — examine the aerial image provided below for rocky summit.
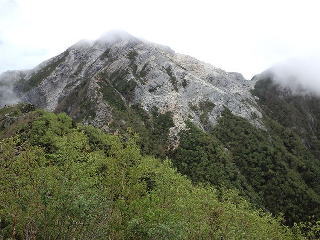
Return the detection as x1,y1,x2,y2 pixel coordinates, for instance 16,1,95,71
0,32,262,141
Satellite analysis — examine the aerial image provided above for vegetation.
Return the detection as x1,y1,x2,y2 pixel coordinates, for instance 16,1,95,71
253,77,320,160
212,109,320,225
0,105,304,239
95,75,320,228
170,121,261,204
100,81,127,111
16,51,68,93
55,79,97,122
2,77,320,238
189,100,215,130
169,108,320,239
165,66,178,91
108,105,174,158
97,70,175,158
99,48,111,60
139,63,150,79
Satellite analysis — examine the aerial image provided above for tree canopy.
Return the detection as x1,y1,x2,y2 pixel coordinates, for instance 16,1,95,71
0,105,306,239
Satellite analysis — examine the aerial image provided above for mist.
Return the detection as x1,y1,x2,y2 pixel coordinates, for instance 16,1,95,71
267,56,320,96
0,71,21,107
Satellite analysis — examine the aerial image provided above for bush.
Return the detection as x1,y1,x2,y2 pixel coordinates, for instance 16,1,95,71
0,107,303,239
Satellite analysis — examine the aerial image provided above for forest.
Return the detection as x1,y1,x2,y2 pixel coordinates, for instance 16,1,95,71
0,104,317,239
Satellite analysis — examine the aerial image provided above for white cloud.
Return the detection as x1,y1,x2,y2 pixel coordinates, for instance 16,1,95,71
269,56,320,95
1,0,320,79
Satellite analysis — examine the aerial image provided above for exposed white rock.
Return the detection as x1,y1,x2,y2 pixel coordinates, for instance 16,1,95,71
0,32,262,139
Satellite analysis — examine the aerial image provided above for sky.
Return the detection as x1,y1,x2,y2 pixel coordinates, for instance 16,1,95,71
1,0,320,79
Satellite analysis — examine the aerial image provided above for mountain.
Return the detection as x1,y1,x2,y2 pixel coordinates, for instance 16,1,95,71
253,72,320,161
1,32,320,228
0,32,262,137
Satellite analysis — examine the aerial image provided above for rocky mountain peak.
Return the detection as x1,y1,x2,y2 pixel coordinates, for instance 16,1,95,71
0,33,263,141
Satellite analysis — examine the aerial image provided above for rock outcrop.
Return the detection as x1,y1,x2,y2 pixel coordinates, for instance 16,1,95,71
0,32,262,139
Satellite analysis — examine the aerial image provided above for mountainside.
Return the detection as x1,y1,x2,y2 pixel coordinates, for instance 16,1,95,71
0,32,262,140
253,73,320,160
0,104,307,240
1,33,320,230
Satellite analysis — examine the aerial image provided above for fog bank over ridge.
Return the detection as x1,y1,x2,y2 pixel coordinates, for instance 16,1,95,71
0,71,21,106
267,56,320,95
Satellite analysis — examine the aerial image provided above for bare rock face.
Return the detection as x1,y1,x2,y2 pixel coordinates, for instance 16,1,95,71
0,32,262,139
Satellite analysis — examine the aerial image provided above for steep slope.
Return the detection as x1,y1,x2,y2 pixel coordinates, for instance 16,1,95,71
0,104,306,240
253,74,320,160
0,32,262,141
1,34,320,227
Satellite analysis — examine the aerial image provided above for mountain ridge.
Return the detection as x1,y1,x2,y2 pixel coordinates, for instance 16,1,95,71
1,33,320,226
0,32,263,141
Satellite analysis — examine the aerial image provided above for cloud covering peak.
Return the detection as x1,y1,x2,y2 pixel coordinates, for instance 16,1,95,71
265,56,320,95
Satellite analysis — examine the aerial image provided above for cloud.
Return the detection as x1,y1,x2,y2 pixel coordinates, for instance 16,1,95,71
266,56,320,95
1,0,320,79
0,71,21,106
0,43,49,73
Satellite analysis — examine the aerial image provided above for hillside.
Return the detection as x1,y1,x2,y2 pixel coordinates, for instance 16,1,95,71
253,75,320,160
0,33,320,232
0,104,306,239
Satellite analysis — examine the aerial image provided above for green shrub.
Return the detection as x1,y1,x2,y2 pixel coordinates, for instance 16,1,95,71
0,107,303,239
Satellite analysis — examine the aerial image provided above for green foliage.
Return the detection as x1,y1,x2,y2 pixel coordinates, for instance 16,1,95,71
98,67,138,111
165,66,178,91
100,81,127,111
0,107,302,239
253,77,320,160
189,100,216,129
211,109,320,225
140,63,150,79
293,220,320,239
0,104,37,138
109,105,174,158
171,107,320,227
171,121,261,204
55,79,97,121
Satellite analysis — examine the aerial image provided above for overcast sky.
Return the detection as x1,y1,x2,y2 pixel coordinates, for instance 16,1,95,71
1,0,320,79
